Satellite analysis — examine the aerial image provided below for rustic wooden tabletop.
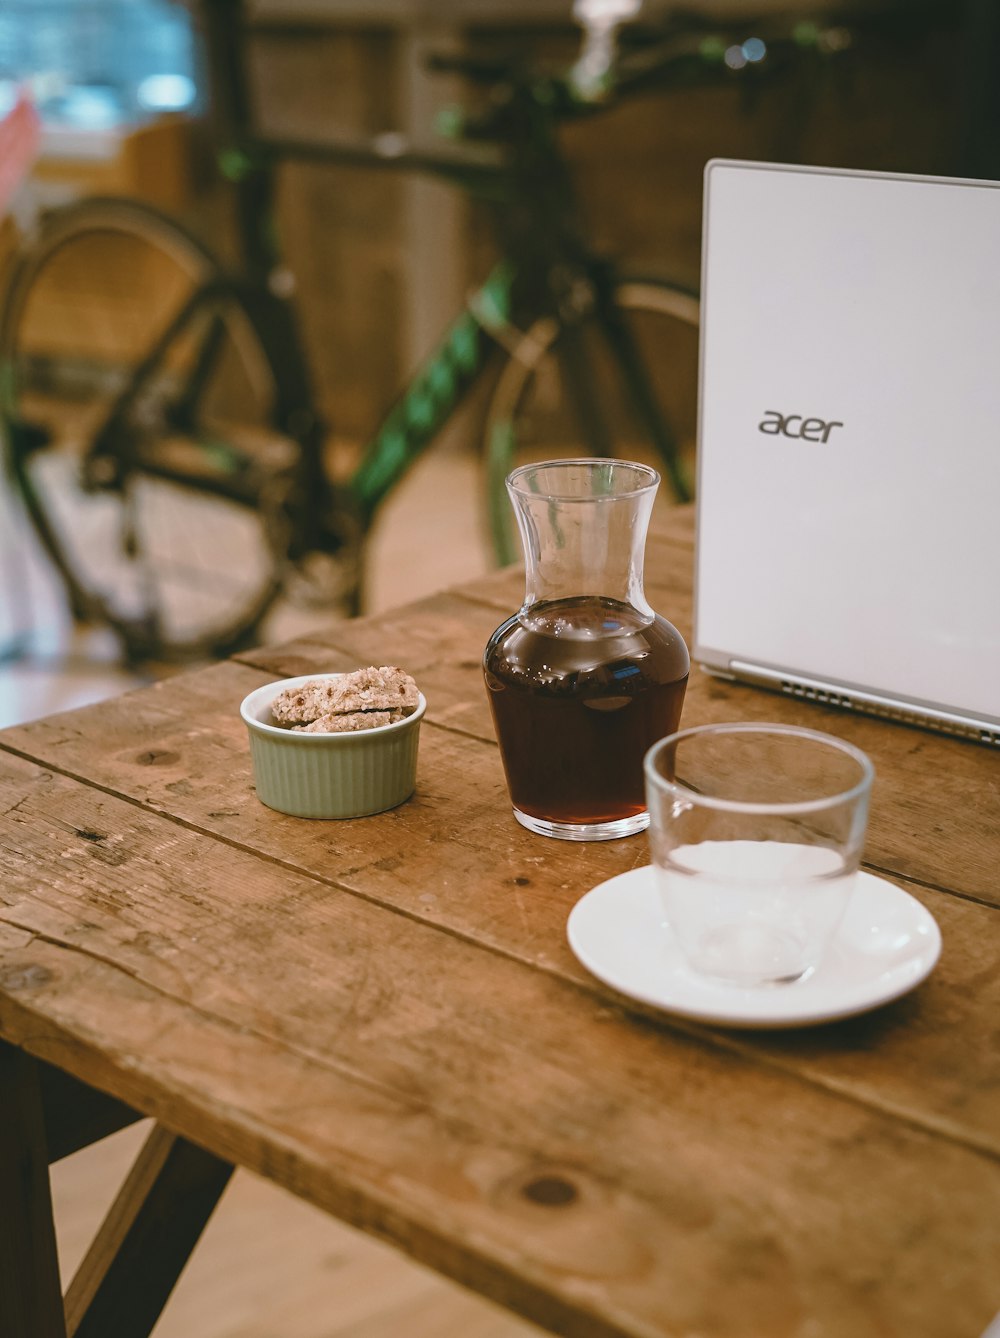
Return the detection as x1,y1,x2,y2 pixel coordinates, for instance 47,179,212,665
1,505,998,1338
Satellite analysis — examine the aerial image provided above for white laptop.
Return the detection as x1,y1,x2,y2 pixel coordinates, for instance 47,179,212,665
695,158,1000,746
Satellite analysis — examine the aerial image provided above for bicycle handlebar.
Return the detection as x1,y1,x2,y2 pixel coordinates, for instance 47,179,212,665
426,8,856,139
232,8,863,185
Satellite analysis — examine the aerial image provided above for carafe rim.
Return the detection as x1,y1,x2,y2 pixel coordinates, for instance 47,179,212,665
507,457,660,503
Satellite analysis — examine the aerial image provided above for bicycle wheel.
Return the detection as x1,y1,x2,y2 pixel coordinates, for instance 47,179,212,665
482,278,699,566
0,197,292,662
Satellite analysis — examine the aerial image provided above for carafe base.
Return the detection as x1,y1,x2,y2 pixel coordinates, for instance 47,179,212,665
512,807,650,842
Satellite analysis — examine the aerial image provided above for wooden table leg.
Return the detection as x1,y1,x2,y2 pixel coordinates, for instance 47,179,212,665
39,1065,142,1164
64,1123,234,1338
0,1043,68,1338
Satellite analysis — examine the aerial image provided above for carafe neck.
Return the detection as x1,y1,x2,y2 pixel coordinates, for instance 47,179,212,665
508,459,658,619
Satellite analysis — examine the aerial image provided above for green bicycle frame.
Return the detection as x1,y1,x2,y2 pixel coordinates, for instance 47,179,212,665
350,261,517,522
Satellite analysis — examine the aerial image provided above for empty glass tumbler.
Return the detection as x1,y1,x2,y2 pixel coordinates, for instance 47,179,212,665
645,723,875,985
484,458,689,841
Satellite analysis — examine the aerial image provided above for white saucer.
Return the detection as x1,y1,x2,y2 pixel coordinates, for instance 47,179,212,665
567,866,941,1029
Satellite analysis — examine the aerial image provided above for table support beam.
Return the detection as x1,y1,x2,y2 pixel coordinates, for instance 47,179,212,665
64,1124,234,1338
0,1042,67,1338
40,1063,143,1164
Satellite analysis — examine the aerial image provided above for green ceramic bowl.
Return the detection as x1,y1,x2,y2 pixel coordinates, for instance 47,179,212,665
240,673,426,819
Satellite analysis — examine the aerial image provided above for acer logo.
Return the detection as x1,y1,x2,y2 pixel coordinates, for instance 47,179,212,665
758,411,844,442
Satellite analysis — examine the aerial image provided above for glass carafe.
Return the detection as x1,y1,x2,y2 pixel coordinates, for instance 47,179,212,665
484,458,689,841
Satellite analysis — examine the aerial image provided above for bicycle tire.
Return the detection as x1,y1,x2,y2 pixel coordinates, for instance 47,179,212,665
481,277,699,566
0,196,292,662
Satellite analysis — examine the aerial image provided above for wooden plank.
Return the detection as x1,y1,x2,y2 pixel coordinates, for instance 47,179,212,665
0,746,997,1155
64,1124,233,1338
0,786,998,1337
1,660,1000,1161
0,1043,67,1338
1,829,1000,1332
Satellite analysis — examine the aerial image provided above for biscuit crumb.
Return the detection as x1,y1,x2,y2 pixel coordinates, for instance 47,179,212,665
292,709,405,733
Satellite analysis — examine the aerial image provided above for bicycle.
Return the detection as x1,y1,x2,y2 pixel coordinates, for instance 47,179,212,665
0,0,854,664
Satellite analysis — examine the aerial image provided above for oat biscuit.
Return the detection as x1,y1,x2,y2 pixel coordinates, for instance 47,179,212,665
271,666,419,729
292,709,405,733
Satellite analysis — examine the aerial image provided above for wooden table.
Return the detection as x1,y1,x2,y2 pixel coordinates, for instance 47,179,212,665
1,506,998,1338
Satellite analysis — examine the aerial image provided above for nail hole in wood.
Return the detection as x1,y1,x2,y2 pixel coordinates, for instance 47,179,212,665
521,1175,578,1207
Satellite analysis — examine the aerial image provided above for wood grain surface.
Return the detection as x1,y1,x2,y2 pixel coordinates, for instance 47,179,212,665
0,508,997,1338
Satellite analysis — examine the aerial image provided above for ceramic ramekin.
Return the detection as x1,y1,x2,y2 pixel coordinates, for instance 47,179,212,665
240,672,426,819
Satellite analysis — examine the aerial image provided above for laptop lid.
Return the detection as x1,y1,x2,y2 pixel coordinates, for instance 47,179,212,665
694,159,1000,745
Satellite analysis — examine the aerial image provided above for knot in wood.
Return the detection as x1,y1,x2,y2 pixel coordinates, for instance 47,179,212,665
0,963,53,991
134,750,180,766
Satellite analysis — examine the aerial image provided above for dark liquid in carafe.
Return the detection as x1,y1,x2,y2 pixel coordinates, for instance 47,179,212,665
484,596,689,825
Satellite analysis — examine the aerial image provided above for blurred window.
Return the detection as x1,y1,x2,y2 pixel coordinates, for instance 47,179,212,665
0,0,198,129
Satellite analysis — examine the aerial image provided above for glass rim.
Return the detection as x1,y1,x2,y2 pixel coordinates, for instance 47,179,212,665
506,457,660,502
644,721,875,816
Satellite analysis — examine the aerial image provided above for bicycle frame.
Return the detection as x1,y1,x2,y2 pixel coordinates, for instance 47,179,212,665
195,0,684,516
54,0,710,557
351,263,512,520
174,0,718,585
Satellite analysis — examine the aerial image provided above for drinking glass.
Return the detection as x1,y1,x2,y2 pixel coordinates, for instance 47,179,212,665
644,723,874,986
